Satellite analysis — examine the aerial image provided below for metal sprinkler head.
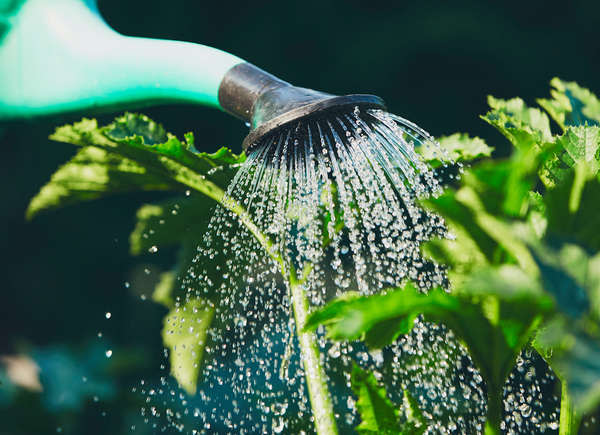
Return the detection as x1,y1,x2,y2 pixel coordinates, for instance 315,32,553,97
218,63,386,152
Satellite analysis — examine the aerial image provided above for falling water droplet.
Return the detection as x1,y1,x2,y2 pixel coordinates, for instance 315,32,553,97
272,417,285,433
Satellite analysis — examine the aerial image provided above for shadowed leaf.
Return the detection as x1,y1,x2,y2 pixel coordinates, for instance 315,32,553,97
529,242,590,318
543,171,600,251
482,96,553,149
537,78,600,131
401,390,427,435
536,319,600,415
162,298,214,395
351,364,400,434
130,194,211,255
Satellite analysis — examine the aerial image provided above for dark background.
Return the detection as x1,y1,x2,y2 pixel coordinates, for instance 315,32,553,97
1,0,599,433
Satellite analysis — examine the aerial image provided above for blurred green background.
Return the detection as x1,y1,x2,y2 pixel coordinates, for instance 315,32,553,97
1,0,599,433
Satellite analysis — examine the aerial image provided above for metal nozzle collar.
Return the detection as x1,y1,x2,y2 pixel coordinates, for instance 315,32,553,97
218,63,386,151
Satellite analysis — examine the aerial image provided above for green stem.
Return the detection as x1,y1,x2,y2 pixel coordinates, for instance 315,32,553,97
214,187,338,434
559,380,580,435
484,388,502,435
289,267,339,435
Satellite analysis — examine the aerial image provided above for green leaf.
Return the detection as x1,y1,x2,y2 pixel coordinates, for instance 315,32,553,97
421,191,494,282
459,264,544,300
537,78,600,131
421,147,546,283
542,126,600,189
306,277,552,412
26,146,177,219
130,191,216,316
543,171,600,251
588,253,600,321
119,193,218,399
459,267,552,387
528,241,590,318
453,185,537,274
536,319,600,415
104,113,244,183
400,390,426,435
351,364,400,434
418,133,493,167
138,195,250,396
162,298,214,395
152,272,175,309
462,147,544,218
304,285,460,345
27,114,245,219
526,191,547,239
556,126,600,176
554,332,600,415
130,194,211,255
105,111,170,145
482,96,553,149
364,316,417,350
488,96,553,141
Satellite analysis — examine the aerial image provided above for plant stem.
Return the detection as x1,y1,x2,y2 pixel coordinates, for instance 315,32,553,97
217,191,338,434
289,268,338,435
484,388,503,435
559,380,579,435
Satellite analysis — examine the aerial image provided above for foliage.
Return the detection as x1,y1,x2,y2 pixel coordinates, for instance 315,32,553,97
27,79,600,434
27,113,244,220
306,277,552,409
351,364,400,434
162,298,214,395
308,78,600,432
537,78,600,131
350,364,425,434
419,133,493,168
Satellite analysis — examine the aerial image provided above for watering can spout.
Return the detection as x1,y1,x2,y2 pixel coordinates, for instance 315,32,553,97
0,0,244,120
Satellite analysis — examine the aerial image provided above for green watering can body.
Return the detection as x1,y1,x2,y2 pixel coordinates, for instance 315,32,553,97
0,0,244,120
0,0,386,151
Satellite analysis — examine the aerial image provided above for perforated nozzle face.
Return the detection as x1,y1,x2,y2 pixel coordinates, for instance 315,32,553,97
243,92,386,151
217,63,386,151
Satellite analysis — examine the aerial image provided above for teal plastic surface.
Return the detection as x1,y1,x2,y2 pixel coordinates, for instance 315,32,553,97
0,0,244,120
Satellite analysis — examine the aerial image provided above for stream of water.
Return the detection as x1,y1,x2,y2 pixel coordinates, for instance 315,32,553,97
138,108,559,434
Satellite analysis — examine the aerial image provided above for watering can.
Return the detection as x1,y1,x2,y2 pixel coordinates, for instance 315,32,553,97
0,0,384,149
